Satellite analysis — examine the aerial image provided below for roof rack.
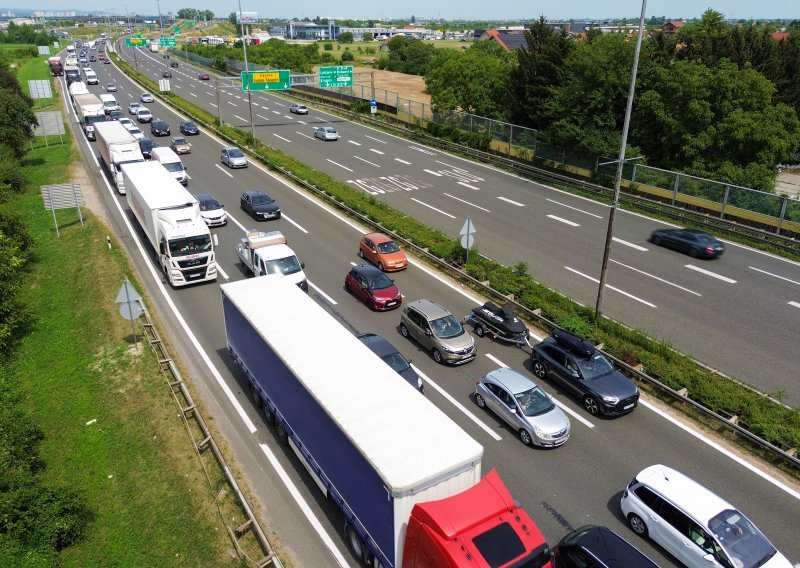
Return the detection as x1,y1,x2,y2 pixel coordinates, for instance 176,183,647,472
552,328,595,358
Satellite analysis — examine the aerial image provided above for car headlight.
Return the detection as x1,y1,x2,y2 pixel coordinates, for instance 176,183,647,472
532,424,545,437
602,395,619,404
441,345,456,353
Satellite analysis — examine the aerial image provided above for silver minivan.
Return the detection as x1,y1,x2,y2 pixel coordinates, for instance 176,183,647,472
620,464,792,568
399,299,475,365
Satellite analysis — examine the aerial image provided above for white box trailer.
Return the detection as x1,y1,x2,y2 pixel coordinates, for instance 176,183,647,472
95,121,144,194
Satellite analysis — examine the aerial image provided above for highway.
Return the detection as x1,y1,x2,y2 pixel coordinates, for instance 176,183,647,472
64,44,800,567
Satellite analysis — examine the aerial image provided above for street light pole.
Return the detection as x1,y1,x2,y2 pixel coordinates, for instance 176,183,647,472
155,0,164,34
595,0,648,321
237,0,256,144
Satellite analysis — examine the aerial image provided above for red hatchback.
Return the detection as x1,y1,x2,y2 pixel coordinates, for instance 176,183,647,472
198,73,210,80
358,232,408,271
344,264,403,311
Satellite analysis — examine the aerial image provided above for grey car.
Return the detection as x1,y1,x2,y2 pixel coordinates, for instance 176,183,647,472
475,367,570,447
399,299,476,365
221,147,247,168
357,332,423,392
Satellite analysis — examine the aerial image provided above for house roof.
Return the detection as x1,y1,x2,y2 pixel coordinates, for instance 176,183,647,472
771,31,790,41
478,28,528,51
664,20,685,29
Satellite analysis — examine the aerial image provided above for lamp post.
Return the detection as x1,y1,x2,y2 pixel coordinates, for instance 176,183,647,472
594,0,648,321
237,0,256,144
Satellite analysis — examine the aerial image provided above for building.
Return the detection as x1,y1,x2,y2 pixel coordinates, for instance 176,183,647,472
663,20,685,36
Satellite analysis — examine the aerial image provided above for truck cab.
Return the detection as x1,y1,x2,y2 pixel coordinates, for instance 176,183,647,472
235,230,308,292
403,469,552,568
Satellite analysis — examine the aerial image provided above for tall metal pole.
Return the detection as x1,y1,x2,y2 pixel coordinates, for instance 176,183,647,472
595,0,648,321
237,0,256,144
155,0,164,33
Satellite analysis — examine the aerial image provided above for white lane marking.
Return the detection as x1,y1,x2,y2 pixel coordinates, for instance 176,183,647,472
424,169,443,177
413,367,502,441
226,100,237,107
281,214,308,234
234,95,242,100
272,110,281,115
410,198,456,219
547,198,603,219
685,265,738,284
612,237,648,251
410,145,436,155
749,266,800,287
788,301,800,309
257,114,270,121
284,115,294,120
215,164,234,177
566,267,657,308
354,156,381,168
297,120,306,125
326,159,353,172
189,92,197,98
458,182,480,190
436,160,459,168
639,401,800,501
547,214,580,227
272,133,291,143
369,148,385,155
364,134,386,144
313,115,327,122
610,259,702,296
229,213,249,232
395,158,411,165
205,91,214,97
308,281,337,304
443,193,490,212
295,131,314,140
252,103,259,107
259,444,350,566
348,140,362,146
483,354,596,429
234,114,247,122
498,196,525,207
216,265,230,280
209,103,217,108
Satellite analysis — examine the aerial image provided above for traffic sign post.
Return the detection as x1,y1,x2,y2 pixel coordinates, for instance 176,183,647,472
459,216,476,264
319,65,353,88
241,70,290,92
370,98,377,114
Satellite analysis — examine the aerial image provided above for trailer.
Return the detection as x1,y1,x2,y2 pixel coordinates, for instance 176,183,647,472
72,93,105,140
221,276,552,568
95,121,144,194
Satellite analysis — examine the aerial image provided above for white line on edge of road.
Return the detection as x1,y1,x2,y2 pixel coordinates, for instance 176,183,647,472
566,266,657,308
412,366,502,441
483,353,595,429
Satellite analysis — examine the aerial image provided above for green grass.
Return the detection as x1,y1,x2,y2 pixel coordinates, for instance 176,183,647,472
0,52,239,568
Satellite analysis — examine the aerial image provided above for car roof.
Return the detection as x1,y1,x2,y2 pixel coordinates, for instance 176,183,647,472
548,329,596,359
634,465,732,523
357,332,397,358
565,525,658,568
485,367,536,394
352,263,383,277
195,193,216,202
363,232,393,243
407,299,450,320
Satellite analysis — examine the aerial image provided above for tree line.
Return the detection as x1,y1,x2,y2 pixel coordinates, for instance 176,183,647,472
184,39,334,74
0,57,89,560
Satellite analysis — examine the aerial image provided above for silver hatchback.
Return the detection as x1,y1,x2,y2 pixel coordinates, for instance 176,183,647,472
399,299,476,365
475,367,570,447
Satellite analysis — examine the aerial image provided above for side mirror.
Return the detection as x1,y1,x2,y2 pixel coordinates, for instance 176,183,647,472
425,330,433,337
300,262,306,269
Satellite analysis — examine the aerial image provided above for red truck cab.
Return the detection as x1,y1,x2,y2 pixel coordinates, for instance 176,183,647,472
403,469,552,568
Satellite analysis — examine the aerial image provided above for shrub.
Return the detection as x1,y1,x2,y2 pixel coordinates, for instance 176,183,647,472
341,50,354,62
323,43,333,51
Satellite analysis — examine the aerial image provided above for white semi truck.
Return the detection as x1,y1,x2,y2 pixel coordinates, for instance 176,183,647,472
123,161,217,287
95,121,144,195
234,230,308,292
72,93,105,140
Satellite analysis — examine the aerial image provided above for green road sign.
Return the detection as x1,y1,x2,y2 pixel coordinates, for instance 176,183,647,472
125,38,147,47
241,70,291,92
159,37,177,47
173,26,180,35
319,65,353,88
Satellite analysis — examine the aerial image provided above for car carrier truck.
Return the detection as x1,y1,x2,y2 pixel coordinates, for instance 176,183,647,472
234,230,308,292
123,161,217,287
221,276,552,568
95,121,144,195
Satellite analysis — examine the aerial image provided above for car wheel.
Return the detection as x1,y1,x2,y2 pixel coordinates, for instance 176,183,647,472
475,393,486,408
344,281,351,293
358,249,364,259
584,395,600,415
400,324,409,338
532,359,547,379
378,262,385,271
651,235,661,245
345,523,369,564
432,349,444,364
689,247,699,258
628,514,648,537
519,429,533,446
474,324,485,338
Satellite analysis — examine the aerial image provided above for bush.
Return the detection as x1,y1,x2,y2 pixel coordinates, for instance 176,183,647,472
323,43,333,51
341,50,354,62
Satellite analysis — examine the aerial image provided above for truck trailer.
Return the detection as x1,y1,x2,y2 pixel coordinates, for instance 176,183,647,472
221,276,552,568
72,93,105,140
123,161,217,287
95,121,144,194
64,63,80,85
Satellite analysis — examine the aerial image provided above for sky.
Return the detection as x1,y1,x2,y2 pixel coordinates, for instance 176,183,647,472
24,1,800,21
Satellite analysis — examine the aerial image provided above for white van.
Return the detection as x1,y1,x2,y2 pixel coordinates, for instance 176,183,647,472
99,94,119,114
620,464,791,568
84,70,98,85
150,147,187,186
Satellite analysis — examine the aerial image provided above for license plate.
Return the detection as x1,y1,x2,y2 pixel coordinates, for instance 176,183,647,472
624,403,634,410
385,301,398,307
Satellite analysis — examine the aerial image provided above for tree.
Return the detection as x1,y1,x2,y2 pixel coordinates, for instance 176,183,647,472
0,89,37,159
382,36,435,75
337,32,354,44
508,17,574,130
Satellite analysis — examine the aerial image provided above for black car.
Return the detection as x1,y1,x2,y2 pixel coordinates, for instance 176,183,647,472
530,329,639,416
170,61,179,68
162,70,172,78
357,333,423,392
138,137,158,159
649,227,724,259
109,110,124,121
553,525,658,568
150,119,170,137
240,190,281,221
179,120,199,135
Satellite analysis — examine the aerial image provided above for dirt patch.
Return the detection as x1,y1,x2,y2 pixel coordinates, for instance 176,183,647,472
353,66,430,104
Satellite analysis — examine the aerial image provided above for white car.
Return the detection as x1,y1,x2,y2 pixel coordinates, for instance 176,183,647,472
127,127,145,140
136,108,153,123
290,104,309,115
139,92,154,103
314,126,339,141
128,102,142,115
118,117,134,129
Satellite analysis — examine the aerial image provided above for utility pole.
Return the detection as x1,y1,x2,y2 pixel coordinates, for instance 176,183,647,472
155,0,163,34
236,0,256,144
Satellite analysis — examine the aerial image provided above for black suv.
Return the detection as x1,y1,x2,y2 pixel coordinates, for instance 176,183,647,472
553,525,658,568
530,329,639,416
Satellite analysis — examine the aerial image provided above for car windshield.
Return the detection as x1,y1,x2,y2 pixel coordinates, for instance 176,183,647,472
140,140,155,149
708,509,777,568
173,138,188,145
264,256,302,276
377,241,400,253
576,352,615,379
515,386,555,417
431,315,464,339
183,122,195,129
366,272,393,290
163,162,183,173
228,149,244,158
198,198,220,211
154,122,166,128
382,352,411,374
168,234,211,256
251,195,273,205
